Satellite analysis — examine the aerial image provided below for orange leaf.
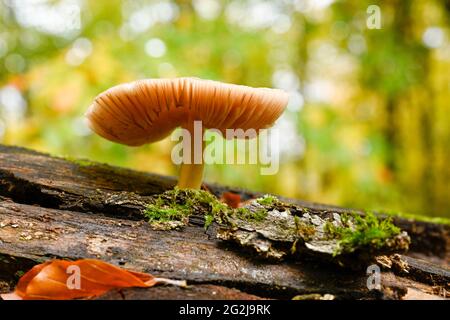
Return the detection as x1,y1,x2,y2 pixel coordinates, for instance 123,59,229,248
220,192,242,208
1,259,158,300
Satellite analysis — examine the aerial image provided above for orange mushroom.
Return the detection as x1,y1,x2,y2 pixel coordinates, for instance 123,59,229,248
85,77,288,189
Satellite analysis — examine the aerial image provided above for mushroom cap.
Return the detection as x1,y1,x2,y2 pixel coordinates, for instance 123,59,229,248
86,77,289,146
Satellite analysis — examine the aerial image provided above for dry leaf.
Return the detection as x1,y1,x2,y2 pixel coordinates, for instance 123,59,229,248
1,259,185,300
220,192,242,208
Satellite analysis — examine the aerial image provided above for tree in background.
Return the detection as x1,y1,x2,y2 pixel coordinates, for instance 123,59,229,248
0,0,449,218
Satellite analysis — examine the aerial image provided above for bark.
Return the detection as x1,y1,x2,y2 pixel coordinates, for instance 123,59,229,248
0,144,448,300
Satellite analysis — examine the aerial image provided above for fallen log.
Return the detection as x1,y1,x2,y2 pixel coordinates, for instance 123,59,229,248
0,144,448,300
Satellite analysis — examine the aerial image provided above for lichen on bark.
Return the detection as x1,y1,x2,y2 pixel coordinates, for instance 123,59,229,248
142,189,410,266
215,195,410,265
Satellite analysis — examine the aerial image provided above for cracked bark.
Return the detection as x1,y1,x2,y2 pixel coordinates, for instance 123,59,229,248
0,144,448,300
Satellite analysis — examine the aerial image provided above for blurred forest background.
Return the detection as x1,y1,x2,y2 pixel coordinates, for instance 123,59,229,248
0,0,449,218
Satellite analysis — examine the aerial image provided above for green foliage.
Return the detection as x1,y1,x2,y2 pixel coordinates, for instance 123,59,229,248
324,212,401,256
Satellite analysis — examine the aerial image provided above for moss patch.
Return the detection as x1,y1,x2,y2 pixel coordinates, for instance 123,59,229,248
61,156,97,167
256,194,279,206
142,190,409,265
236,207,268,222
144,188,230,230
381,210,450,226
143,189,276,230
218,195,409,264
324,212,402,256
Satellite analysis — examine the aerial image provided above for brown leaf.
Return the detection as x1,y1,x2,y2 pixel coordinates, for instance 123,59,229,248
0,259,169,300
220,192,242,208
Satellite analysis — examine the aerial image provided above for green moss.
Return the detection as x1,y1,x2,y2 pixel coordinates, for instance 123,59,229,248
324,212,401,256
62,156,97,167
144,188,231,229
237,207,268,222
381,210,450,226
14,270,25,278
144,204,189,223
255,194,278,206
143,188,274,230
204,214,215,230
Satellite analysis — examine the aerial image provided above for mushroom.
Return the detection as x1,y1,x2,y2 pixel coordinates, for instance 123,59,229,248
85,77,289,189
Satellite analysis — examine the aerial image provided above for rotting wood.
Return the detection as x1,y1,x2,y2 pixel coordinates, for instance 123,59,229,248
0,144,448,300
0,145,447,259
0,199,379,299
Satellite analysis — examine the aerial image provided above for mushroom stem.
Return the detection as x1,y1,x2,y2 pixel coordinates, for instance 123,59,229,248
177,121,205,189
177,162,205,189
